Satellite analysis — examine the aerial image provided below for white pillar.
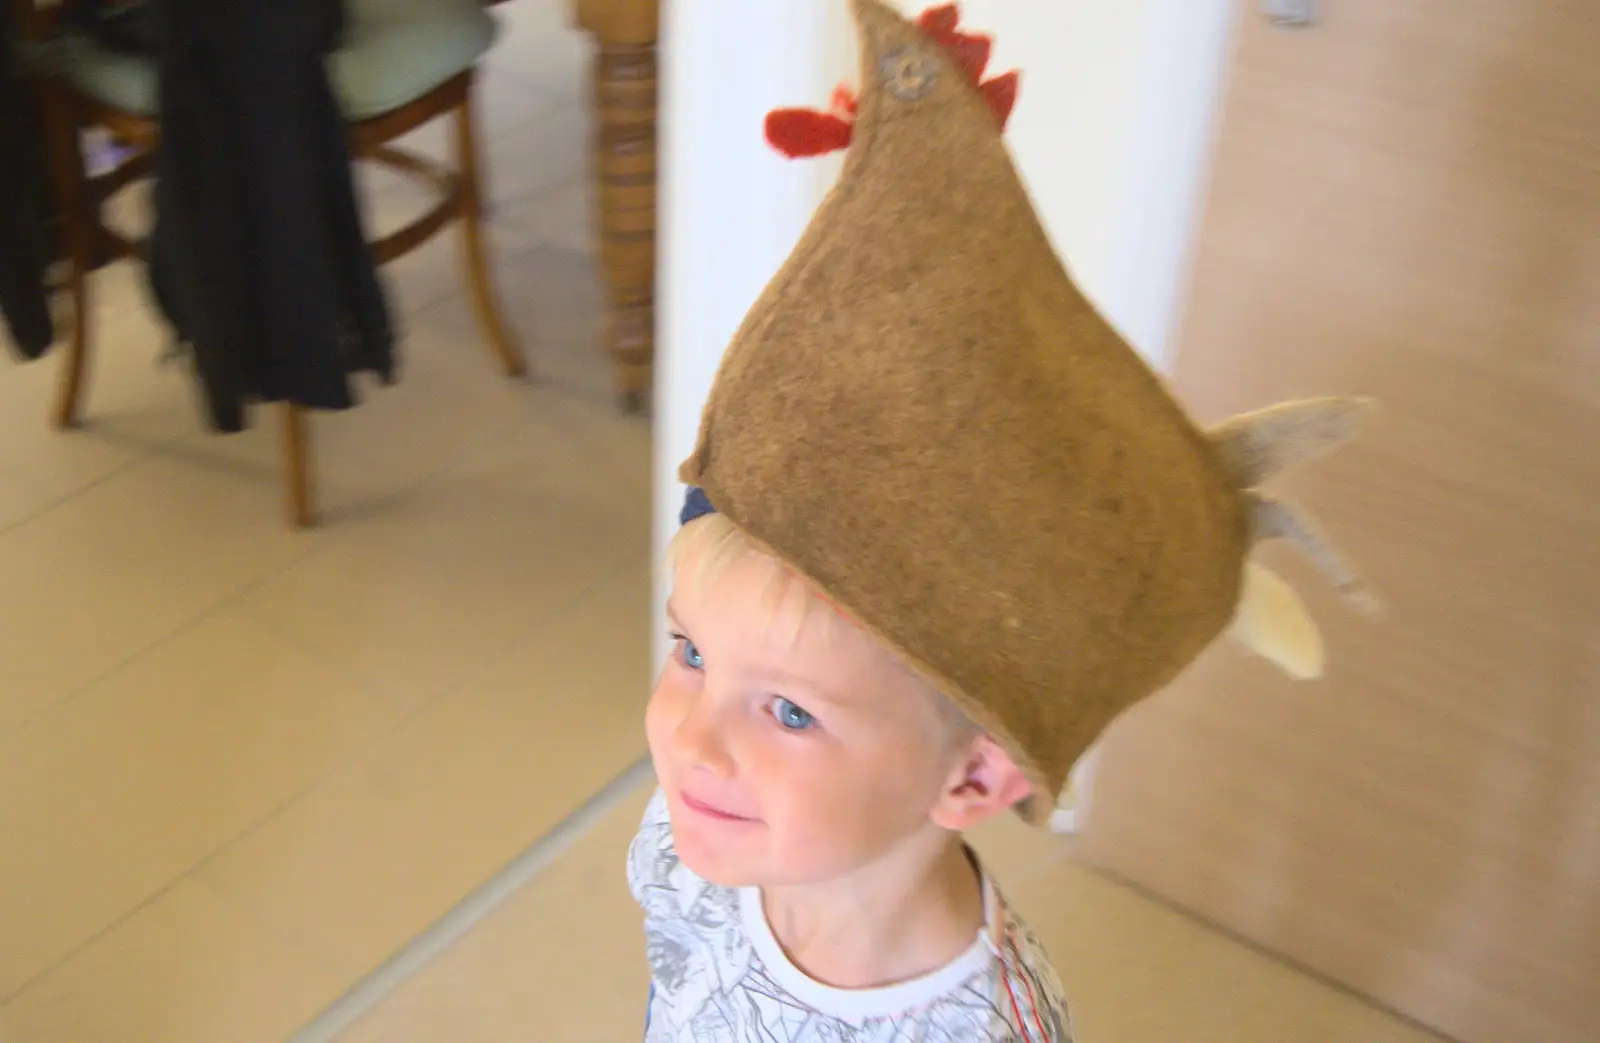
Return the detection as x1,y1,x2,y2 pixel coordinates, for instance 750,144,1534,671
654,2,838,670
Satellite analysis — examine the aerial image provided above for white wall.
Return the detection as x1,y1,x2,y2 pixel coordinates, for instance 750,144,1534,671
655,1,841,676
653,3,1239,755
816,0,1238,365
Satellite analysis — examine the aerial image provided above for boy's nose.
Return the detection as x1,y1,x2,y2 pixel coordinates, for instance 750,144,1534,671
671,700,736,779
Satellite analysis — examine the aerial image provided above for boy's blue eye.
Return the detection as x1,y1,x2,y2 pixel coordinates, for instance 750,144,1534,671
678,639,704,670
773,697,816,732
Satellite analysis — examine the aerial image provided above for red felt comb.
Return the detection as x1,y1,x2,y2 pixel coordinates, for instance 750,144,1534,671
918,3,961,35
765,2,1020,160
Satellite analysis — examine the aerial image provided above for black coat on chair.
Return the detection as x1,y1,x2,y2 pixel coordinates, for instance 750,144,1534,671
147,0,393,433
0,6,55,359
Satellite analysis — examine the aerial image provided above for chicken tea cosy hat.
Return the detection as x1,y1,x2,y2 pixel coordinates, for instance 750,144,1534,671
678,0,1376,824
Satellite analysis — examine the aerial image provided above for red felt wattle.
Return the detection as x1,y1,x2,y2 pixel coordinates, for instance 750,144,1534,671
829,83,859,118
980,71,1020,129
765,108,855,159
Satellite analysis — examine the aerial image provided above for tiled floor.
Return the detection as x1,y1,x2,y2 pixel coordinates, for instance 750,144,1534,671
0,3,1449,1041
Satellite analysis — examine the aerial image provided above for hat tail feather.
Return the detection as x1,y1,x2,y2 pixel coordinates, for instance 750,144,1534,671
1210,396,1374,488
1212,396,1380,681
1229,561,1325,679
1247,492,1381,614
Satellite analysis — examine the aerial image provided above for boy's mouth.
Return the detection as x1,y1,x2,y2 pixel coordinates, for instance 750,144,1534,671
680,790,759,823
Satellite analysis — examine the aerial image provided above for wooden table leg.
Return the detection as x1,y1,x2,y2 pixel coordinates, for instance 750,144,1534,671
590,38,656,414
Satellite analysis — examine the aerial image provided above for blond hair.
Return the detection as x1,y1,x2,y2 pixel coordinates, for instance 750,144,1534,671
666,513,827,653
666,513,978,745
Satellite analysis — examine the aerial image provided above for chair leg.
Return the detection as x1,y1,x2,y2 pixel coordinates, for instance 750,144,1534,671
452,85,526,379
40,86,93,428
280,403,316,528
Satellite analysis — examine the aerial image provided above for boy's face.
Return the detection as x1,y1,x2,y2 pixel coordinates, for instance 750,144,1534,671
647,548,972,889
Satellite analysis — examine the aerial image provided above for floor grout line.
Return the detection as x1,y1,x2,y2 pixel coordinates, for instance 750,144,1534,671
209,550,650,957
0,547,332,1007
287,756,657,1043
0,529,330,755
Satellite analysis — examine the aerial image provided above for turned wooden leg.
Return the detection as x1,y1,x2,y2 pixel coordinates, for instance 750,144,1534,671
593,42,657,414
453,76,526,379
40,85,93,429
280,403,315,528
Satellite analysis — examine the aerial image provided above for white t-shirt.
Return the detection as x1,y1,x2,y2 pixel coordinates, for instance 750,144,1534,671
628,788,1073,1042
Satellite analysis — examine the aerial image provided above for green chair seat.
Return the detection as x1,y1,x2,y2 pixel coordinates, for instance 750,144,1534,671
52,0,497,122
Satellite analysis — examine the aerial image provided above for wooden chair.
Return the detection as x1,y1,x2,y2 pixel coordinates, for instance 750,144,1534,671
25,0,525,527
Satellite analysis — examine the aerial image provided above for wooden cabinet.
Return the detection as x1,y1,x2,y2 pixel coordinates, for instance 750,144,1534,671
1080,3,1600,1042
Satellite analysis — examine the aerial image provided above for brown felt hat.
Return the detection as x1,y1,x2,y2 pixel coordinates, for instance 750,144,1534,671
679,0,1373,823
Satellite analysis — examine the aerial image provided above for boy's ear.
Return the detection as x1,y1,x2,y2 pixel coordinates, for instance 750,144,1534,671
930,735,1034,831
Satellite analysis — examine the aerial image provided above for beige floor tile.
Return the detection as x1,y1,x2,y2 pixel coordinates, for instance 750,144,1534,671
0,464,54,535
467,242,616,404
370,183,556,321
487,0,589,106
493,0,586,62
1006,854,1449,1043
500,178,596,263
451,373,646,486
337,785,654,1043
384,17,569,175
0,609,396,999
0,451,328,736
2,878,346,1043
235,401,648,711
201,563,651,979
476,45,569,139
481,103,590,214
0,270,194,532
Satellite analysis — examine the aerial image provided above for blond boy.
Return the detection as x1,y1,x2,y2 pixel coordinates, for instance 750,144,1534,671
630,3,1371,1039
